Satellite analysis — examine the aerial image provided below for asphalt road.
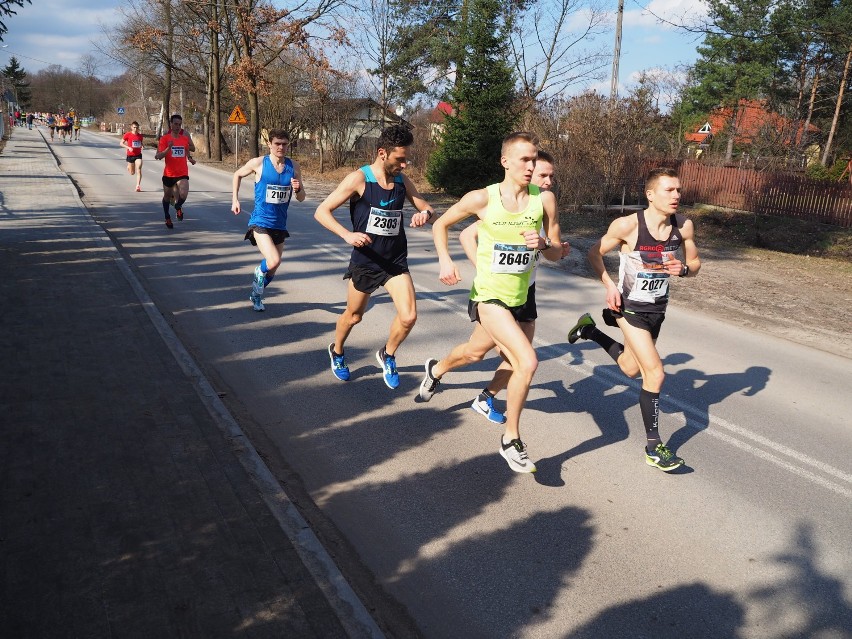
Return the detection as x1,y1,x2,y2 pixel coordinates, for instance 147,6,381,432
55,129,852,639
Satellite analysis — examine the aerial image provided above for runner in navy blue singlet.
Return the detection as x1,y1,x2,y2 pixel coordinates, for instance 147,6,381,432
314,125,436,389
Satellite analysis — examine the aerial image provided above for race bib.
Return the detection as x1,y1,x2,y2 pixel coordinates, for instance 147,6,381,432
491,243,534,274
265,184,292,204
366,207,401,236
132,140,142,148
171,145,186,158
628,272,670,303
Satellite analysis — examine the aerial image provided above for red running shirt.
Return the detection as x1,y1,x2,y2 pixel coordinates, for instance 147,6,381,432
123,132,144,156
158,131,192,177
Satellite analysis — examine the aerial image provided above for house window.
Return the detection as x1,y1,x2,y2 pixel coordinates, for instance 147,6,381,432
698,122,711,134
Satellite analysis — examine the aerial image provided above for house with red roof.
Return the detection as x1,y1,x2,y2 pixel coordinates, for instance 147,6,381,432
685,99,819,148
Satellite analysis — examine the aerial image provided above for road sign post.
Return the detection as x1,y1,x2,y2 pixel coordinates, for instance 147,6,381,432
228,105,248,168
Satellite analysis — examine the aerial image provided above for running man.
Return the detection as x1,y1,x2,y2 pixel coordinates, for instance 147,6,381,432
154,114,196,229
566,166,701,471
231,128,305,312
457,150,569,424
120,121,145,192
419,132,563,473
46,113,56,141
314,125,435,389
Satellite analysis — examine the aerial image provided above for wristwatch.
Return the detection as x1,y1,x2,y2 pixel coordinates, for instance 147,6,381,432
543,237,553,249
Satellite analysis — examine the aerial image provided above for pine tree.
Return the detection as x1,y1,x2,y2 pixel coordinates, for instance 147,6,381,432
426,0,516,195
2,56,31,109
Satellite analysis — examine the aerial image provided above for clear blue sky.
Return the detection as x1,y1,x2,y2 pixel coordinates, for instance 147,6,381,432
3,0,708,103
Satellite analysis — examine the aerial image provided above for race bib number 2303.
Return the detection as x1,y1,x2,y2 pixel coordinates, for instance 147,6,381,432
366,207,401,236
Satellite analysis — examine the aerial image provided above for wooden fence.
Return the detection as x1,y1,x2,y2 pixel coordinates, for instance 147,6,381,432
659,160,852,228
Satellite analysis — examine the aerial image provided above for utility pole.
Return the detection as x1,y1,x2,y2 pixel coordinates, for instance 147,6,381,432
610,0,624,100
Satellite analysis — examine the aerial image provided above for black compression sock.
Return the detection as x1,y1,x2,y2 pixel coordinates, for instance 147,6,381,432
586,327,624,363
640,389,662,450
162,200,170,218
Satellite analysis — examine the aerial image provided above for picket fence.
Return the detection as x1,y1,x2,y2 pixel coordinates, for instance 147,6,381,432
647,160,852,228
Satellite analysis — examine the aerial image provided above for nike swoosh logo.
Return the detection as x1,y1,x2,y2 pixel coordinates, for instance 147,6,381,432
379,199,394,207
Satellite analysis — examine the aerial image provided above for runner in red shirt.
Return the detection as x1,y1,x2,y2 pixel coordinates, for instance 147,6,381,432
120,121,145,192
154,114,196,228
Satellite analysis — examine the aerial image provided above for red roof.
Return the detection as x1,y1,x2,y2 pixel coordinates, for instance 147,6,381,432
685,99,819,146
429,101,455,123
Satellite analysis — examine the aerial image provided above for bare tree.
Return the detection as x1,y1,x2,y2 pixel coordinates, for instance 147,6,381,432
506,0,610,106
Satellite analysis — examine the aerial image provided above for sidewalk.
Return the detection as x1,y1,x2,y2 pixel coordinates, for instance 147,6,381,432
0,129,381,638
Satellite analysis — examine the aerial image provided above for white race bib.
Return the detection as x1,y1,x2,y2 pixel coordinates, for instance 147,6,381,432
265,184,292,204
132,140,142,148
366,207,401,236
628,272,669,303
171,145,186,158
491,243,534,274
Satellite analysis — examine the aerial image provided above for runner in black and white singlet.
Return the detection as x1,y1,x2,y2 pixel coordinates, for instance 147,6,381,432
314,125,435,390
567,167,701,471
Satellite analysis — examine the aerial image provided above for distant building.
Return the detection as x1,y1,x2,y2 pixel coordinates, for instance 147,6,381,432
685,99,819,149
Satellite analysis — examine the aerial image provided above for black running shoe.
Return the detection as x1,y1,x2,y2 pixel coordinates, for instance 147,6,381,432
165,216,174,229
645,443,684,471
567,313,595,344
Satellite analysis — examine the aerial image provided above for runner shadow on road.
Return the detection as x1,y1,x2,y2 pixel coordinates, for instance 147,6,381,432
319,454,595,638
664,365,771,453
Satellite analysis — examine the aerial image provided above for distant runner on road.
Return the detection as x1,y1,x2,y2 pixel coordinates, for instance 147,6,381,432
154,114,196,229
120,121,145,192
231,128,305,312
566,166,702,472
314,125,435,389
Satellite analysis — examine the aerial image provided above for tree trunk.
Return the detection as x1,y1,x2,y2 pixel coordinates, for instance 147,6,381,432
160,0,174,136
820,41,852,166
248,90,260,158
209,0,223,161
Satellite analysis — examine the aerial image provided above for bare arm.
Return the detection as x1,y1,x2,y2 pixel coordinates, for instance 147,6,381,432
231,157,262,215
402,174,434,227
314,170,372,247
588,217,633,311
291,160,306,202
432,189,489,285
458,222,480,266
537,191,567,262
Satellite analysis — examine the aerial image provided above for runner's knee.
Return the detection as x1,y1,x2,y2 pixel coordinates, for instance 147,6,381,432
397,309,417,331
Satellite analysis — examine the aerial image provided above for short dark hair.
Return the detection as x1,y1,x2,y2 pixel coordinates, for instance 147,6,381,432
537,149,554,165
646,167,679,191
377,125,413,152
267,128,290,143
170,114,183,123
502,131,539,156
131,121,140,127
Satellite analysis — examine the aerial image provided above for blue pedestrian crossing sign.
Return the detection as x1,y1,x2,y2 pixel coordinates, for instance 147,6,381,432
117,107,125,115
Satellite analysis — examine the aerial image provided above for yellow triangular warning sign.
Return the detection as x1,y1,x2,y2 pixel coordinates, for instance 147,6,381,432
228,105,248,125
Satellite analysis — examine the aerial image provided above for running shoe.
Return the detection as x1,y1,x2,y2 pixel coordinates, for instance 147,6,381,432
253,265,265,297
500,437,537,473
602,308,621,327
471,393,506,424
645,443,684,472
376,348,400,389
328,343,350,381
567,312,594,344
135,185,142,192
165,217,174,229
419,359,440,401
249,292,265,312
176,207,183,221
